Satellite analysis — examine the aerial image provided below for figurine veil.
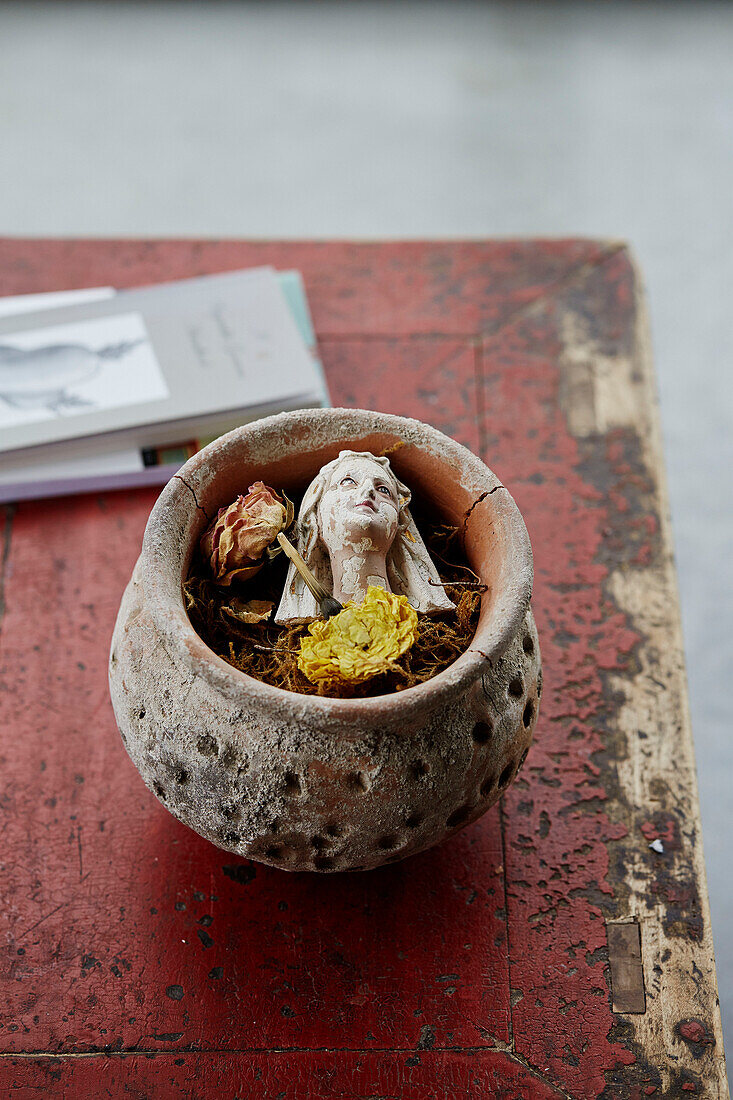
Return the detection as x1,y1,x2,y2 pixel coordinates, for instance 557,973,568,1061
275,450,455,624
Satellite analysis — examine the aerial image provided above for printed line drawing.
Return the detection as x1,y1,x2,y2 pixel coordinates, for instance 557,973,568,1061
0,339,144,414
0,312,169,431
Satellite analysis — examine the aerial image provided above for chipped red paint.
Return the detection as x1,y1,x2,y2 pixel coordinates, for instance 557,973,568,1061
0,237,610,339
640,816,680,851
677,1019,715,1052
4,1051,566,1099
475,256,657,1096
0,239,719,1097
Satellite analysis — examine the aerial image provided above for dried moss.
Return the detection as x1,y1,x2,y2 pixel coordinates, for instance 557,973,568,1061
184,518,485,699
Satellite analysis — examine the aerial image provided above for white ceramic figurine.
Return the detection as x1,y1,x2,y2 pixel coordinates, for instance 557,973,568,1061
275,450,455,623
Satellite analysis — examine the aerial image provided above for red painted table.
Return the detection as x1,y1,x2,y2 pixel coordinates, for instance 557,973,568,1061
0,240,727,1098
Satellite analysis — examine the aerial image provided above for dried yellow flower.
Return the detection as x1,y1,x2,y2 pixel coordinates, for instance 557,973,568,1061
298,586,418,687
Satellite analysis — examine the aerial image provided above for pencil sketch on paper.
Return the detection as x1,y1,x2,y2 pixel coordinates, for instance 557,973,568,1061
0,338,143,414
0,311,169,430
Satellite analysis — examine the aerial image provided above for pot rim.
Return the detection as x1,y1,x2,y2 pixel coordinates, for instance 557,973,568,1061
139,408,533,722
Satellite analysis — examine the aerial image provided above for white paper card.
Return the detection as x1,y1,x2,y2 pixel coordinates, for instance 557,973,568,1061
0,312,168,430
0,287,115,319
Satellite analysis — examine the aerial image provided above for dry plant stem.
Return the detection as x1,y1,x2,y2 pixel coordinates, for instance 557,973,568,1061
254,643,298,655
428,577,486,589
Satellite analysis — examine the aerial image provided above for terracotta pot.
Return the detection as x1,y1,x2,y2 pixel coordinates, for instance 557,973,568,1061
109,408,541,872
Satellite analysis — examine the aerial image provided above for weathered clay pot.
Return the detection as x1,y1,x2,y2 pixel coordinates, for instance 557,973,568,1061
109,409,541,871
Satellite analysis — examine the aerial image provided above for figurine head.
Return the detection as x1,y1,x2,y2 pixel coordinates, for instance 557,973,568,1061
275,450,455,623
317,453,403,559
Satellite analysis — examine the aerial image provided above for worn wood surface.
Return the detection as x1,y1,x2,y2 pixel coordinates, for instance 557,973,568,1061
0,239,727,1098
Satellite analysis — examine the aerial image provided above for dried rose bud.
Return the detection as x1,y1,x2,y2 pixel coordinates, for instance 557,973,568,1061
200,482,289,586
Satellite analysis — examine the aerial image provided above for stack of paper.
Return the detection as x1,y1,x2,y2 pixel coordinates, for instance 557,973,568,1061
0,267,328,502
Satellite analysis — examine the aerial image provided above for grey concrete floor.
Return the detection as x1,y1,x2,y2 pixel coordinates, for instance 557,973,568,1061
2,0,732,1065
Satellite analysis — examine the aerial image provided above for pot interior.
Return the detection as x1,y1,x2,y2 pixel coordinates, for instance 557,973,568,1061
173,426,522,668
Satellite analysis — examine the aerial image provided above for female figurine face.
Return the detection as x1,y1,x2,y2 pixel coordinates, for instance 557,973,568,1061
317,456,400,558
274,448,456,622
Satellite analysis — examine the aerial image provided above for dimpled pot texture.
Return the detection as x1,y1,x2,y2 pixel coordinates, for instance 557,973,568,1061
109,408,541,872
